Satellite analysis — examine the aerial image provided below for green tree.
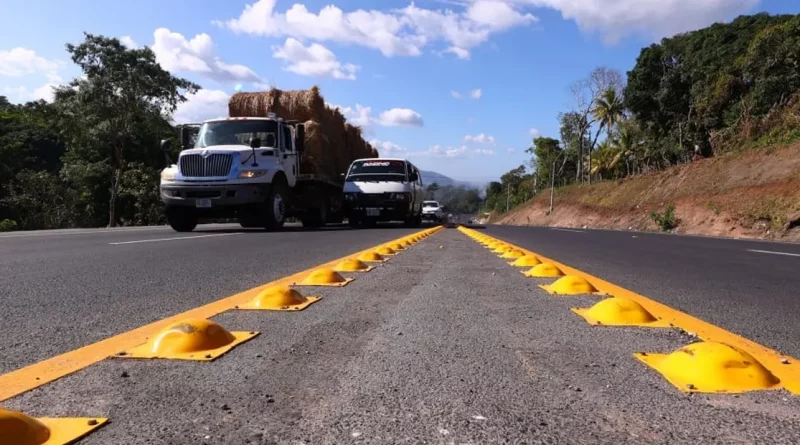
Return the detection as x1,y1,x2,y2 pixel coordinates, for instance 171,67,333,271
425,182,440,200
527,136,562,190
54,33,199,227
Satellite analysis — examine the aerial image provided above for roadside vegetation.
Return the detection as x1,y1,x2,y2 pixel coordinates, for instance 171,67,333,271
484,13,800,219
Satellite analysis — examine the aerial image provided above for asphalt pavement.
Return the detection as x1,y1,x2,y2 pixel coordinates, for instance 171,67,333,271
483,225,800,359
3,228,800,444
0,223,420,374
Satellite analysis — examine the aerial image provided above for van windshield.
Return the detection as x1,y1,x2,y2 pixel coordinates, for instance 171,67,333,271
346,160,407,182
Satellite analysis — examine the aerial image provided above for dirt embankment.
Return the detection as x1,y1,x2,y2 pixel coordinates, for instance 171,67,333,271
496,142,800,242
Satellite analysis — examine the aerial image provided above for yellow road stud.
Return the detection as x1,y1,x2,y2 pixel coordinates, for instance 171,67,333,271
118,319,257,361
509,255,541,267
376,246,396,256
492,245,512,254
299,268,353,286
400,239,413,247
388,242,406,251
486,241,501,249
540,276,600,295
334,258,374,272
0,408,108,445
358,251,386,263
571,297,670,327
635,342,781,393
238,285,320,311
523,263,564,278
501,249,525,259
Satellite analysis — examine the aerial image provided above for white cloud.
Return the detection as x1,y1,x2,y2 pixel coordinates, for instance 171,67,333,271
450,90,462,99
469,88,482,99
506,147,515,153
370,139,409,156
272,38,359,80
413,144,495,158
464,133,496,145
529,128,540,137
151,28,260,83
0,47,61,78
328,102,423,129
518,0,759,44
120,36,138,48
378,108,425,127
173,89,230,124
220,0,536,59
445,46,471,60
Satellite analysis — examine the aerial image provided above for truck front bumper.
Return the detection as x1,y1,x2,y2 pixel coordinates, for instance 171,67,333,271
160,183,268,209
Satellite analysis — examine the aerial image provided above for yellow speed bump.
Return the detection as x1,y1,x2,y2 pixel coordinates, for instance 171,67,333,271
357,251,387,263
238,285,320,311
509,255,541,267
400,239,413,247
388,242,406,251
571,297,670,327
500,249,525,259
298,268,353,287
0,408,108,445
333,258,374,273
118,319,257,361
376,246,397,256
523,263,564,278
540,276,600,295
635,342,781,393
486,241,501,249
492,245,512,254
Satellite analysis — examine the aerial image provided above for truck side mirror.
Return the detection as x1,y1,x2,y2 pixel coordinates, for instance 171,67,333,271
296,124,305,154
160,139,173,165
250,137,261,148
179,126,194,149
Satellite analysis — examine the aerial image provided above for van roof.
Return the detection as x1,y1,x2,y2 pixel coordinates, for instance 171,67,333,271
352,158,409,162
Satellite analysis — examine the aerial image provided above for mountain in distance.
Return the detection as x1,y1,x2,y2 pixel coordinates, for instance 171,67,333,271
420,170,486,191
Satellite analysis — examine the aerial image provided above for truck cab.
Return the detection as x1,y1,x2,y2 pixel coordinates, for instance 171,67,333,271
342,158,424,227
159,115,342,232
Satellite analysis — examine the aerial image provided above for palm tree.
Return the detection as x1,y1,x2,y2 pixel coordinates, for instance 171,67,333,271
593,88,625,138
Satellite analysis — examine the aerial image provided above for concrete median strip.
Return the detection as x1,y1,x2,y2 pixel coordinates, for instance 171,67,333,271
459,226,800,395
0,226,443,403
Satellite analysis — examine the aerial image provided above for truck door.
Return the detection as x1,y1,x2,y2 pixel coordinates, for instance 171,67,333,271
280,123,298,187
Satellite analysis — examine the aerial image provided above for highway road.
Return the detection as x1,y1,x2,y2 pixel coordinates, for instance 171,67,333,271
1,224,800,444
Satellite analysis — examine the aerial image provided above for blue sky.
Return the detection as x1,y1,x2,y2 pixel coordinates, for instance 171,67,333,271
1,0,797,182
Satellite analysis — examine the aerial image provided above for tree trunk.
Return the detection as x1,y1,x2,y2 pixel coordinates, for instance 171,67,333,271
108,167,121,228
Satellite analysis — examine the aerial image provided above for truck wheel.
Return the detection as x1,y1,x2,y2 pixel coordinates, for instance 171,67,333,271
263,183,287,231
300,209,324,229
238,213,261,228
348,217,361,228
166,208,198,232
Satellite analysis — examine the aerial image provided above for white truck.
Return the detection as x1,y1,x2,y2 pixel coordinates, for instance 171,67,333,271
159,115,344,232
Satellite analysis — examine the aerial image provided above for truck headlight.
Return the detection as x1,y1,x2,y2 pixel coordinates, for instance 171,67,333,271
160,170,176,181
344,193,358,201
389,193,409,201
239,170,266,179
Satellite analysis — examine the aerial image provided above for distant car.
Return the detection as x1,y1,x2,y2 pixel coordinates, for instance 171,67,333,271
422,200,444,223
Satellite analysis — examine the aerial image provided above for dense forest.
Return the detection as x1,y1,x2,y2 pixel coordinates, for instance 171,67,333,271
484,13,800,214
0,34,196,231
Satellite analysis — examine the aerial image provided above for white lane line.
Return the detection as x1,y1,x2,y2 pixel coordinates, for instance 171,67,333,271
552,228,585,233
747,249,800,258
110,233,242,245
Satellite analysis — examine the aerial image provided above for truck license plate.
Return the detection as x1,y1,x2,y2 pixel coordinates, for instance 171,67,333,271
196,199,212,208
366,208,380,216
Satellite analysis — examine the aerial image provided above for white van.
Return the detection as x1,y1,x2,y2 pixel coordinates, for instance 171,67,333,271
343,158,425,227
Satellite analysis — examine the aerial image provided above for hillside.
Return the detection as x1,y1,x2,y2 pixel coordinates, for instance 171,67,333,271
494,142,800,242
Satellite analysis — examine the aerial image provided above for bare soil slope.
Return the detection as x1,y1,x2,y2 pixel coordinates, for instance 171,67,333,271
496,143,800,242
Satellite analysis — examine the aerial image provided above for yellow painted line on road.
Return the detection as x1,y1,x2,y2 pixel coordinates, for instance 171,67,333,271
0,226,443,402
457,227,800,394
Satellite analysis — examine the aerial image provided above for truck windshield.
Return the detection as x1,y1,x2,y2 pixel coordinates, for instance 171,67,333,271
346,160,407,182
195,120,278,148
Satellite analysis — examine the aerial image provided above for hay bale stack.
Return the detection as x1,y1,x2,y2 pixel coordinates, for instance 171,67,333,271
228,86,378,181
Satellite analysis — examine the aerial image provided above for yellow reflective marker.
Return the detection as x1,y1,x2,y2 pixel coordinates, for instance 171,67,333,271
635,342,781,393
523,263,564,278
492,245,512,254
571,297,670,327
399,239,413,247
500,249,525,259
333,258,374,273
540,275,600,295
388,242,406,251
0,408,108,445
457,226,800,394
357,251,387,263
376,246,397,256
237,285,320,311
297,268,353,287
117,319,257,361
509,255,541,267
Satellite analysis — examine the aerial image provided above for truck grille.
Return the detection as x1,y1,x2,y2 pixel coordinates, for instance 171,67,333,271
180,154,233,177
